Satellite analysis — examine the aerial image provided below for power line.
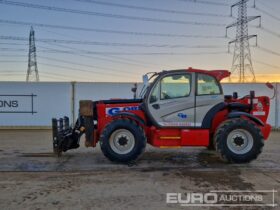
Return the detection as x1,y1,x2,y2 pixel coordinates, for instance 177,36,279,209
0,70,23,73
254,7,280,22
34,41,228,57
0,42,27,46
0,48,26,52
256,46,280,57
0,1,226,27
38,47,142,74
103,54,172,68
39,73,70,81
253,59,280,70
0,69,92,81
37,38,176,69
37,46,161,78
36,47,228,55
256,26,280,39
0,73,25,77
0,19,226,39
0,60,25,63
0,73,67,82
38,62,139,79
2,46,227,55
39,71,98,81
0,54,26,57
0,35,226,48
38,42,159,68
69,0,231,18
255,0,279,14
40,40,225,69
38,50,228,55
175,0,230,6
38,55,137,75
39,41,176,69
253,0,280,22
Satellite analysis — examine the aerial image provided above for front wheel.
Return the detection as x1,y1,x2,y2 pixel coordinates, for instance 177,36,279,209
100,119,146,163
214,118,264,163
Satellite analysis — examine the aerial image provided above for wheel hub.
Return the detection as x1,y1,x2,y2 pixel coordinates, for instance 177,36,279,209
118,136,129,146
226,129,254,155
109,129,135,155
233,136,245,146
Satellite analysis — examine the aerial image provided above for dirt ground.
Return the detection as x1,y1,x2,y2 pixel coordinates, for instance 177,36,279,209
0,130,279,210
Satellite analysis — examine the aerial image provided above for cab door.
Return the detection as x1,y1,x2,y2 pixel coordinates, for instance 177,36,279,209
146,72,195,127
195,73,224,126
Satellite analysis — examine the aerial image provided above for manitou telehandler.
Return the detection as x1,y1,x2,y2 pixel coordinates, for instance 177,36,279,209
52,68,272,163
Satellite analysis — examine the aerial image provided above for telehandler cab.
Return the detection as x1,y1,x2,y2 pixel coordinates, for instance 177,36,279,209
52,68,271,163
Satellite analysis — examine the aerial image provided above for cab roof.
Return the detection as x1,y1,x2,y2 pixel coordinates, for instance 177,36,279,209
161,68,230,82
186,68,231,81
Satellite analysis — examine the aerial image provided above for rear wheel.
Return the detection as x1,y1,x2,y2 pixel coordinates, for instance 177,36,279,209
214,118,264,163
100,119,146,163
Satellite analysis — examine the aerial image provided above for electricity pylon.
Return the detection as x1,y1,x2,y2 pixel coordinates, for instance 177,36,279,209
226,0,261,82
26,26,39,82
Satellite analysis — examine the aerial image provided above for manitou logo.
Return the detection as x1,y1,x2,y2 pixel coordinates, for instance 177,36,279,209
0,100,18,108
106,106,140,116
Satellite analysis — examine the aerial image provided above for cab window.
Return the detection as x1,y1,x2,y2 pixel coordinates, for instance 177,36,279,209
149,82,160,103
160,74,191,100
197,74,221,95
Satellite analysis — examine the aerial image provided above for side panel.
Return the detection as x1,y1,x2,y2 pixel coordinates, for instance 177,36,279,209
181,129,209,146
149,128,209,147
196,95,224,126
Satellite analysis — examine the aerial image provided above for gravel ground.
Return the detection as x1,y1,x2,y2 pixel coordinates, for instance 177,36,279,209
0,130,279,210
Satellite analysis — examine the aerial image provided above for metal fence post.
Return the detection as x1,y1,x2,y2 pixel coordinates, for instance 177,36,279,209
276,83,279,128
71,81,76,125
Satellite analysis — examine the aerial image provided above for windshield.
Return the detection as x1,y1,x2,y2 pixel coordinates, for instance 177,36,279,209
139,72,159,98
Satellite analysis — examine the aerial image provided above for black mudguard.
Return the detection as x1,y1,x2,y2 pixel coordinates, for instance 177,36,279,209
112,112,146,126
201,102,227,129
201,102,263,129
228,111,264,126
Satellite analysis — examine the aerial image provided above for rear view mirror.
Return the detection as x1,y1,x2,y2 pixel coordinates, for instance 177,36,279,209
265,82,276,99
265,82,274,90
171,75,182,80
143,74,149,86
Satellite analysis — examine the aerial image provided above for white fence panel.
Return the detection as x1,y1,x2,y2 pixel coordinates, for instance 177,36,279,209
0,82,72,127
277,83,280,128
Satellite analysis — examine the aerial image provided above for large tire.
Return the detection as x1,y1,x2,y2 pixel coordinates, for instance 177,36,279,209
214,118,264,163
100,119,146,163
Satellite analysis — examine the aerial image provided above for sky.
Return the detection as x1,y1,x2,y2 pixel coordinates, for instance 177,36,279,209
0,0,280,83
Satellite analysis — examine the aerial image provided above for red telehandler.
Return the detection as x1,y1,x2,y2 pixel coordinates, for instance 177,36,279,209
52,68,272,163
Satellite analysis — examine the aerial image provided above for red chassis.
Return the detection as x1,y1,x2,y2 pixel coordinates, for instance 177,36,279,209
95,97,271,148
